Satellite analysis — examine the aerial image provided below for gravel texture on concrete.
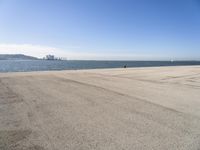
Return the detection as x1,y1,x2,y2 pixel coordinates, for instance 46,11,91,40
0,66,200,150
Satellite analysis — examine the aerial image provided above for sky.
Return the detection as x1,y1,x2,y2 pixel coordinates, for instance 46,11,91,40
0,0,200,60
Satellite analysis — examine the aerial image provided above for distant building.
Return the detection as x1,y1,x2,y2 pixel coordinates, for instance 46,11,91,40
45,55,55,60
43,55,67,61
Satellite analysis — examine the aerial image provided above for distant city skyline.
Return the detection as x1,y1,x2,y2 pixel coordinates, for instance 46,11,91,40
0,0,200,60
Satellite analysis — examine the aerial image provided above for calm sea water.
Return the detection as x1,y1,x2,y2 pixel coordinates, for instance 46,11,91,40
0,60,200,72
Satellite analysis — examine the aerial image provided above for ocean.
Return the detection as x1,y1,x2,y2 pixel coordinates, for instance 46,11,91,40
0,60,200,72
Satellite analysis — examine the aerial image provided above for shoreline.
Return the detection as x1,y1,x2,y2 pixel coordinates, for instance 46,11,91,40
0,59,200,73
0,64,200,75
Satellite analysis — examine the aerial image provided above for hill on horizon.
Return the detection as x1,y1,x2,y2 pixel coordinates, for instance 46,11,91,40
0,54,38,60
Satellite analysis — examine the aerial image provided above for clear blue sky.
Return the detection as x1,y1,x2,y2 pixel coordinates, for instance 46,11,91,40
0,0,200,60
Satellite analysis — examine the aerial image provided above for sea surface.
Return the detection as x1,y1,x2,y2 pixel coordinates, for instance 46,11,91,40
0,60,200,72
